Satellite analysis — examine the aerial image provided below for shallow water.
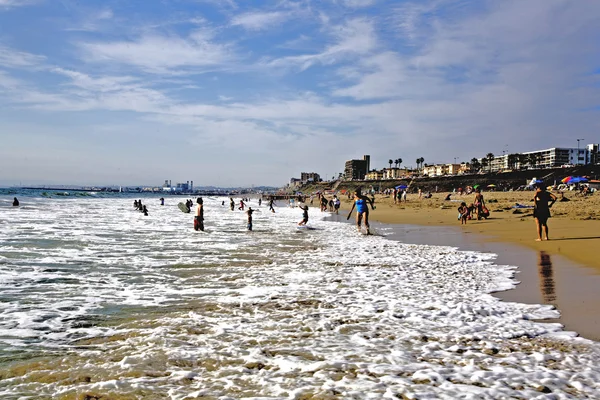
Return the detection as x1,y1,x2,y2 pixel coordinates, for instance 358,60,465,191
1,193,600,399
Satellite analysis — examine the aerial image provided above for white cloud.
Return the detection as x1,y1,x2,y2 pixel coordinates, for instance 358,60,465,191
0,0,37,9
0,45,45,68
230,11,289,31
267,18,378,70
79,30,233,73
341,0,376,8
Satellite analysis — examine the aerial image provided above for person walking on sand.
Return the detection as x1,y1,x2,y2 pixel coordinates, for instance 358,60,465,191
533,184,557,241
194,197,204,232
298,205,309,226
246,207,256,231
12,197,19,206
347,189,376,234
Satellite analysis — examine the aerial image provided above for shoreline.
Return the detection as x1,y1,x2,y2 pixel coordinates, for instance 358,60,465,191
324,203,600,341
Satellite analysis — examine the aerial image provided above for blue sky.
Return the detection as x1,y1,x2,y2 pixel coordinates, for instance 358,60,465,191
1,0,599,187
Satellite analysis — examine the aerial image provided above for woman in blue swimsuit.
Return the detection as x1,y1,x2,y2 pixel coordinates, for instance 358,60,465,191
347,189,375,234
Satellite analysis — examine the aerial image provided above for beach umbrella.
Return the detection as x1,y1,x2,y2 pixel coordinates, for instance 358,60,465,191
561,176,573,183
487,184,496,188
569,177,588,184
395,185,407,189
473,184,480,189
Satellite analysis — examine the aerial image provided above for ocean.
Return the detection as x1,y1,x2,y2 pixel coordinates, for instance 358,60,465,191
1,190,599,399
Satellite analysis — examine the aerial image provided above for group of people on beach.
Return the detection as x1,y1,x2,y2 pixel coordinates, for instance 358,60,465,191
456,189,489,224
178,188,376,235
133,199,148,216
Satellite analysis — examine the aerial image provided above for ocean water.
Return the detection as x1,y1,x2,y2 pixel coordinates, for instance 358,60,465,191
1,192,600,399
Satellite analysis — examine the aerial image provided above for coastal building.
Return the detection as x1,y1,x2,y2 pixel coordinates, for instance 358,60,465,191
481,143,600,172
288,178,302,188
175,181,191,192
344,155,370,180
365,170,384,180
422,164,462,177
384,168,409,179
300,172,321,183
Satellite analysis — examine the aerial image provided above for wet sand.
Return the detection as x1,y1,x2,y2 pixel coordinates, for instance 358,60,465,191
326,212,600,342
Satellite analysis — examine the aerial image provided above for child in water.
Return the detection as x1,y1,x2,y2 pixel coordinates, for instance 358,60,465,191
298,205,309,226
347,189,375,234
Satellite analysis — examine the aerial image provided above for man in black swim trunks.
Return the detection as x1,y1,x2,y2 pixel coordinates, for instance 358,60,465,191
533,184,557,241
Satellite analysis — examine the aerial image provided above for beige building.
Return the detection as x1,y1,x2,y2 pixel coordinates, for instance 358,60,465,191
365,170,384,180
423,164,463,177
384,168,409,179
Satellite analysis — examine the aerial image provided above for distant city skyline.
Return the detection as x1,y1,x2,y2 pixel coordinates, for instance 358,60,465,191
1,0,599,187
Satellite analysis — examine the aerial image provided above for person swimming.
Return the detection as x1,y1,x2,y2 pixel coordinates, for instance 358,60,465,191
347,189,375,234
12,197,19,206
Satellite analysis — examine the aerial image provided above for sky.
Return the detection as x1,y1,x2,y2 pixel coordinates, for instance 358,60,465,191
1,0,599,187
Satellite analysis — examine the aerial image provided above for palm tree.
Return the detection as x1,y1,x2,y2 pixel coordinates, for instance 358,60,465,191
388,159,393,169
470,158,481,172
486,153,494,173
527,154,537,168
416,158,420,170
480,158,488,172
397,158,402,169
416,157,424,171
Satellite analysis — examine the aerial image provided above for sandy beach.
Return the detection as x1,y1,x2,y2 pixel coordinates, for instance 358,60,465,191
337,189,600,269
330,189,600,340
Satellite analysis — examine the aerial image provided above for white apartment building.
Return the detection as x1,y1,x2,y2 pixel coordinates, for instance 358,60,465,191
481,143,599,172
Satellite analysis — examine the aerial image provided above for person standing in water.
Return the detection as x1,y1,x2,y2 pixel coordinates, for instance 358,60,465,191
533,184,556,241
12,197,19,206
347,189,375,234
239,199,246,211
298,205,309,226
160,197,165,206
194,197,204,231
268,198,275,213
246,207,256,231
258,198,262,207
333,195,340,214
229,198,235,211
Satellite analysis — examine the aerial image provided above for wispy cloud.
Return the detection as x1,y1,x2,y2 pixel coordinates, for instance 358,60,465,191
78,30,233,74
230,11,289,31
0,0,37,9
267,18,378,70
0,45,45,68
64,8,114,32
341,0,377,8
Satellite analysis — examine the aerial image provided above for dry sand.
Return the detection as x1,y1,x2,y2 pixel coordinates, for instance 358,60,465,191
339,190,600,269
329,189,600,340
